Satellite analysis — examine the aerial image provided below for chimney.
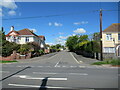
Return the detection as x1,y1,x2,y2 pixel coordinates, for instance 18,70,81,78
1,27,3,31
30,30,33,33
10,26,14,31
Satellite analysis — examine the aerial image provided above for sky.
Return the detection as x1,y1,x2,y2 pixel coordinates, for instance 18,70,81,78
0,1,119,45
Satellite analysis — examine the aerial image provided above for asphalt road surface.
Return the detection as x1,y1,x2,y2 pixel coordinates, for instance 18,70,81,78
1,51,119,90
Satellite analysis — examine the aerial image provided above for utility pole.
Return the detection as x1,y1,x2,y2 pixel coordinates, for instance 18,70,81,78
100,9,103,61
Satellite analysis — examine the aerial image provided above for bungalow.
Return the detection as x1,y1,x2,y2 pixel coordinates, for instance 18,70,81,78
6,26,46,49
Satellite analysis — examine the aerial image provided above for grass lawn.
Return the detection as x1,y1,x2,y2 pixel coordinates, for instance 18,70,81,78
92,59,120,66
0,60,18,63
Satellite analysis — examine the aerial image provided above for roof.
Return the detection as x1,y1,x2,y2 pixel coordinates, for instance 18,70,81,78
103,23,120,33
6,30,19,36
38,35,45,40
18,28,38,36
6,28,45,40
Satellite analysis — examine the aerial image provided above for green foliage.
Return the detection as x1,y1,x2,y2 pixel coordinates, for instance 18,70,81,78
1,29,21,57
56,44,61,49
27,42,40,52
39,49,44,54
92,61,109,65
110,59,120,66
66,35,79,51
50,44,63,52
18,44,31,55
92,59,120,65
0,60,18,63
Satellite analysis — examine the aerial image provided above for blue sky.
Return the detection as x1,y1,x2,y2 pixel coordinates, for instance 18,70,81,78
1,2,118,45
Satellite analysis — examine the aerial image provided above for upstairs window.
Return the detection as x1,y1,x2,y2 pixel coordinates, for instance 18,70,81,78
106,34,112,41
25,37,29,42
118,34,120,40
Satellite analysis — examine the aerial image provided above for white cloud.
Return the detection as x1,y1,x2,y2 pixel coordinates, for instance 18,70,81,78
73,28,86,34
54,22,62,27
0,8,2,12
74,21,88,25
29,28,37,33
0,0,17,9
8,10,16,15
0,12,3,16
0,8,3,16
48,22,63,27
72,34,76,36
59,32,64,35
59,36,68,39
48,22,52,26
55,38,66,45
46,43,55,46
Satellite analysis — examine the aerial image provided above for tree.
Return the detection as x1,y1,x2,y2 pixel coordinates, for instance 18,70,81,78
78,35,88,42
0,28,20,57
56,44,61,49
18,44,31,55
66,35,79,51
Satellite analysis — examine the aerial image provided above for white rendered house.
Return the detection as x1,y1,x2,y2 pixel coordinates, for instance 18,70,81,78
6,26,46,49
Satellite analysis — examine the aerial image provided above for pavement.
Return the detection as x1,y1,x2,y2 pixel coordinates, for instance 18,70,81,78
1,51,119,90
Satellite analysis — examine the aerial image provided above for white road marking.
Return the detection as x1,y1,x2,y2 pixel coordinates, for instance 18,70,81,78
62,66,68,67
20,77,67,80
79,66,86,68
70,52,82,63
55,66,61,67
37,66,43,67
8,84,76,89
33,72,57,74
69,73,88,75
0,71,9,73
14,75,67,80
70,66,77,68
33,72,88,75
47,54,58,60
54,61,60,67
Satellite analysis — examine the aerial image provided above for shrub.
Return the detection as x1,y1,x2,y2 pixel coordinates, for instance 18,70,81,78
18,44,31,55
92,59,120,65
39,49,44,55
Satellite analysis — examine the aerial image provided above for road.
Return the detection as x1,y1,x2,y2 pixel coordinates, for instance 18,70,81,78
1,51,119,90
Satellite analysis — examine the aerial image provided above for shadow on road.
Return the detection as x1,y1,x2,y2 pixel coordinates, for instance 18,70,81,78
0,66,31,81
39,77,49,90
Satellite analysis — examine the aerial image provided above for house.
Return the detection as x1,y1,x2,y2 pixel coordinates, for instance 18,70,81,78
6,26,46,49
102,23,120,58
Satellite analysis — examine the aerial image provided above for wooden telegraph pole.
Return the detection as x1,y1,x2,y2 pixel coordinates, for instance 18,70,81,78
100,9,103,61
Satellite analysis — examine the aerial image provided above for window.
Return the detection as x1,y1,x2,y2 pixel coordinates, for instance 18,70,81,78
106,34,112,40
103,47,115,53
25,37,29,42
118,34,120,40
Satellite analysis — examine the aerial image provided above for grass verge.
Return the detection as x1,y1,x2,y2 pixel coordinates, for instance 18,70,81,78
0,60,18,63
92,59,120,66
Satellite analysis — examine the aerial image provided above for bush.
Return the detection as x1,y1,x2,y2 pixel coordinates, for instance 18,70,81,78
39,49,44,55
2,41,20,57
110,59,120,66
18,44,31,55
92,59,120,65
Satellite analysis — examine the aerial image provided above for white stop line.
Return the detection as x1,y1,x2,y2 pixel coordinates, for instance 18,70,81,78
15,75,67,80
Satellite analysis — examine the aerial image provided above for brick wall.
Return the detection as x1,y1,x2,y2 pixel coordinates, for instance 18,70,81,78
0,51,32,61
